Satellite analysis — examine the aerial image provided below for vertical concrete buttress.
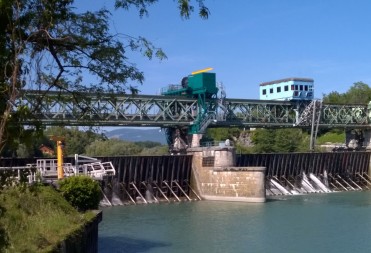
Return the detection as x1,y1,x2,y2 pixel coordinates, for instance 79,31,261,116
188,146,266,203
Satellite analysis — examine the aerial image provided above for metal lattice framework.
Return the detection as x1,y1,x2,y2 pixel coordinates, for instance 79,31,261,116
20,91,198,127
18,90,370,129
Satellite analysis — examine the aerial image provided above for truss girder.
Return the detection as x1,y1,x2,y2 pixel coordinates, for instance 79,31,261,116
18,91,370,129
221,100,369,128
320,104,368,127
20,91,198,127
224,100,295,127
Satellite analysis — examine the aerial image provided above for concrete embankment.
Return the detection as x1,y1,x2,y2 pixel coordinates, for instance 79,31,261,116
56,210,102,253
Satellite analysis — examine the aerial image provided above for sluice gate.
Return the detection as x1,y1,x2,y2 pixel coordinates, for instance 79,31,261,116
83,155,195,205
237,152,371,195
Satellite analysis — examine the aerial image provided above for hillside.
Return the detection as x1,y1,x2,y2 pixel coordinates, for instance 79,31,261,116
105,127,167,144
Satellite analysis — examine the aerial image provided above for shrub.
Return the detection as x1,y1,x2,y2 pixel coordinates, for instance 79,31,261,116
59,176,101,212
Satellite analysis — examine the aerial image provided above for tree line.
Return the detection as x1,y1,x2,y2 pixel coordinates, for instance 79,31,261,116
1,126,168,158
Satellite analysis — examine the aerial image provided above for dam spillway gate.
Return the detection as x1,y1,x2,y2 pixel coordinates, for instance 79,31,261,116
237,152,371,196
97,155,196,205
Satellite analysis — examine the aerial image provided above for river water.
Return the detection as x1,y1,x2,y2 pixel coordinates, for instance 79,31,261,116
99,191,371,253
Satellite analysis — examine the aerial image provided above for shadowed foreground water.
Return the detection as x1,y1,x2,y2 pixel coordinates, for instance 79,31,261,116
99,191,371,253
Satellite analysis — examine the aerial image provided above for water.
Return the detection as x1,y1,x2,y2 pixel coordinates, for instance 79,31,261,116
99,191,371,253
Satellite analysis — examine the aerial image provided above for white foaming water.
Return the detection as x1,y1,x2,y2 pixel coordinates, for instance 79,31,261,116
100,193,112,207
270,178,291,195
323,170,329,188
309,173,332,193
111,192,124,205
301,173,317,193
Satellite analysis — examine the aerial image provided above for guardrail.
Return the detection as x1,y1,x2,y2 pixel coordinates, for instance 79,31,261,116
199,140,234,148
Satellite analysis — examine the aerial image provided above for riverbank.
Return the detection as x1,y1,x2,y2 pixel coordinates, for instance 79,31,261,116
0,184,97,252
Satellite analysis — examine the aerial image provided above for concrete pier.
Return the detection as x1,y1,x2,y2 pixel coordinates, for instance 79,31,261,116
188,145,266,203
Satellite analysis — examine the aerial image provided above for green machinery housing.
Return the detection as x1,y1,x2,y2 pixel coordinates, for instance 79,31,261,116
161,71,219,134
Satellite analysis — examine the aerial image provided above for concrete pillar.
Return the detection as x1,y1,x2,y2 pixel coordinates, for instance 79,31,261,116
191,134,203,147
345,129,368,149
362,129,371,150
187,146,266,203
213,147,236,167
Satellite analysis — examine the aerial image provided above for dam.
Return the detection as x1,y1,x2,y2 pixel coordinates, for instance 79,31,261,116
96,150,371,204
1,150,371,204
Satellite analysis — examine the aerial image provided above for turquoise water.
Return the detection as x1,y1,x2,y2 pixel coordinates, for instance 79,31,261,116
99,191,371,253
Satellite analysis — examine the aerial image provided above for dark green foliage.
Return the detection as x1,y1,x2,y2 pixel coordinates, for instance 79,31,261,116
323,82,371,104
85,139,143,156
45,126,105,156
114,0,209,19
274,129,303,152
316,129,345,144
204,127,310,153
0,185,90,252
139,145,169,155
250,128,309,153
0,204,9,252
59,176,102,212
135,141,162,149
0,0,209,154
206,127,241,141
251,129,276,153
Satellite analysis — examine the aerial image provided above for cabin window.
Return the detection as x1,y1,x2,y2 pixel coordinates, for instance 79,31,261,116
284,85,289,91
262,89,266,95
291,85,294,90
270,88,274,94
293,91,299,96
304,85,308,91
295,85,298,90
299,85,303,91
277,87,281,93
309,85,313,91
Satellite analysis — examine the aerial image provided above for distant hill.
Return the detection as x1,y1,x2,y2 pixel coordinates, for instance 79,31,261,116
105,127,167,144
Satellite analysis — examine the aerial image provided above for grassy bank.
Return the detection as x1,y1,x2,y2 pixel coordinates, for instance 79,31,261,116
0,184,96,253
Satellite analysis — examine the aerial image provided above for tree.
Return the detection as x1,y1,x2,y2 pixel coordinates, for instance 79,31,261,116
250,128,310,153
205,127,242,143
274,129,303,153
85,139,142,156
251,129,276,153
0,0,209,153
323,81,371,104
59,176,101,211
44,126,105,155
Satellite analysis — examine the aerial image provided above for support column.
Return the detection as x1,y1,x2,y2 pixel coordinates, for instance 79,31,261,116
362,129,371,150
345,129,366,150
191,134,203,147
188,146,266,203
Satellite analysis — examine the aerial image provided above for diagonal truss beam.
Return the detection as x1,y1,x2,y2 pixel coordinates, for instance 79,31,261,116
17,91,371,129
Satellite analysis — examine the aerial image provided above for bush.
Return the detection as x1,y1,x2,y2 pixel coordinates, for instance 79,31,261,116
0,185,92,252
59,176,102,212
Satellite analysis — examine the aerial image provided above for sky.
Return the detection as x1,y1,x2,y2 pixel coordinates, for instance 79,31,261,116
75,0,371,100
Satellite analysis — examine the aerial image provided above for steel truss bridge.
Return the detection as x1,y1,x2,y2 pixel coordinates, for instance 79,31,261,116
18,90,371,130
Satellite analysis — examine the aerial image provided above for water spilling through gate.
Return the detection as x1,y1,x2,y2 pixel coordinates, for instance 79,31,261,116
96,155,196,205
237,152,371,196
